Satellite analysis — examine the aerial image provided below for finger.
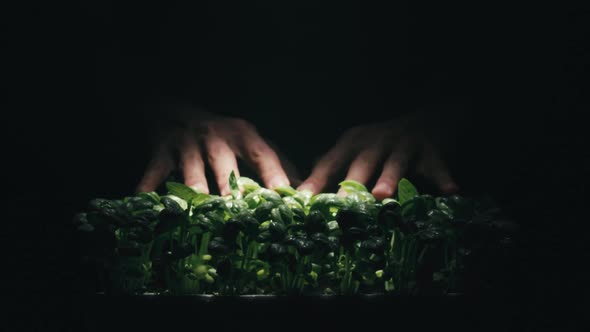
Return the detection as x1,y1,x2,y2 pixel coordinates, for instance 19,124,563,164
337,147,385,196
430,168,460,195
136,144,175,193
243,136,291,188
279,155,302,188
205,135,239,196
297,131,360,194
179,132,209,194
371,139,414,200
264,139,302,185
419,142,460,194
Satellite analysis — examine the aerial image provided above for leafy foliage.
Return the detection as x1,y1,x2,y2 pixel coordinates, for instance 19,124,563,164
75,177,516,295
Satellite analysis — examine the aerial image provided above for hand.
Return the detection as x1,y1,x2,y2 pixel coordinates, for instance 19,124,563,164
136,108,295,195
297,113,459,199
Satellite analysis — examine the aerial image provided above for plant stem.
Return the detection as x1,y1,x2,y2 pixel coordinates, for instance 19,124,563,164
342,254,353,295
198,233,210,256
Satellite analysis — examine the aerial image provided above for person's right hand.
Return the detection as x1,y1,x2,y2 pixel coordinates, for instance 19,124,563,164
136,108,295,195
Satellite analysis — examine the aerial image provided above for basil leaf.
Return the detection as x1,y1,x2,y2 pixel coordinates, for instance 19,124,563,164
165,182,201,202
229,170,241,199
397,178,418,204
274,186,297,197
338,180,369,193
237,176,261,193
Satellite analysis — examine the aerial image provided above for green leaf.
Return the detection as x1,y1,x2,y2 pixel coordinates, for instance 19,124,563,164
385,278,395,292
339,180,368,193
310,194,346,219
165,182,201,202
344,191,375,204
237,176,261,193
270,207,284,224
260,189,283,204
244,190,262,208
274,186,297,197
191,193,212,207
327,220,339,231
397,178,418,204
382,198,399,206
278,204,294,224
293,190,312,207
309,193,338,206
161,195,188,211
401,196,427,219
282,196,303,210
137,192,160,205
229,171,241,199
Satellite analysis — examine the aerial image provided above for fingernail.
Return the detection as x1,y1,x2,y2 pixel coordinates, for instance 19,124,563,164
218,184,231,196
190,184,208,194
372,183,392,197
297,183,313,192
269,176,288,189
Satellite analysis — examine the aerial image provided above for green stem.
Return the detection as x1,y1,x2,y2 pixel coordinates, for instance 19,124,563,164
241,238,251,271
292,254,308,294
342,253,353,295
252,242,259,260
389,230,396,255
198,233,210,256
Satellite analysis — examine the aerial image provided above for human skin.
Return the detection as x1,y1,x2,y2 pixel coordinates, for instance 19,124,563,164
298,113,459,199
136,109,293,195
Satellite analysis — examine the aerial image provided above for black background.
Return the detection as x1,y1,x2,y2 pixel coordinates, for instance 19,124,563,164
4,0,589,330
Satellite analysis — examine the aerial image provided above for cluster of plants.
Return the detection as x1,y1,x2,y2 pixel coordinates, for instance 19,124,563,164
74,173,517,295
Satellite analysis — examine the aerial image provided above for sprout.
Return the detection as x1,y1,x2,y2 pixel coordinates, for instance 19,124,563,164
74,176,511,296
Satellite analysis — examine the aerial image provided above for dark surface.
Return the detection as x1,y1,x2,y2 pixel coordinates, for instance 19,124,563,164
4,0,589,330
17,293,590,331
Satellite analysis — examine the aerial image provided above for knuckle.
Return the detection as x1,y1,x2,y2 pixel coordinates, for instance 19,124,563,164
205,143,223,162
248,142,271,161
206,149,218,163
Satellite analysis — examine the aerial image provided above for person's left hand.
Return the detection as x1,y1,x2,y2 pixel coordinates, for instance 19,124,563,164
297,114,459,199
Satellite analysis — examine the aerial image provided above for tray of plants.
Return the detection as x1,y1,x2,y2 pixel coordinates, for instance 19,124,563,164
70,175,521,330
73,174,518,297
